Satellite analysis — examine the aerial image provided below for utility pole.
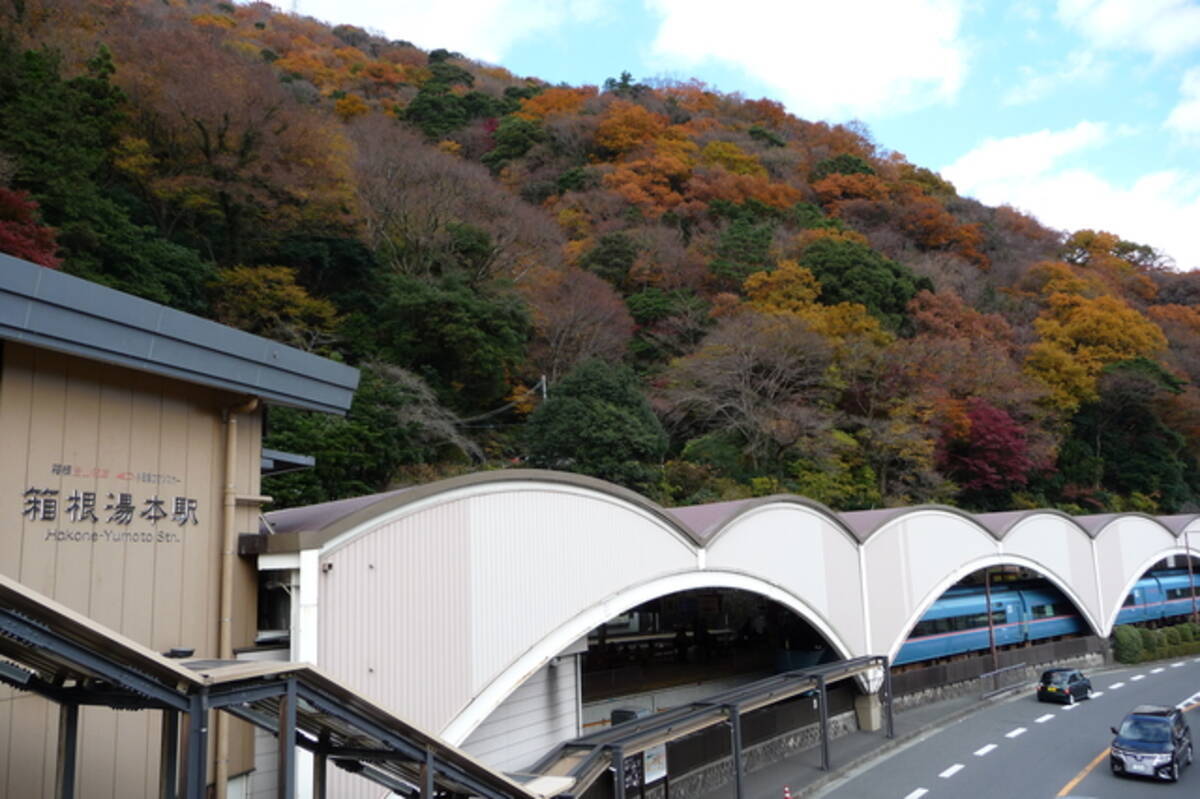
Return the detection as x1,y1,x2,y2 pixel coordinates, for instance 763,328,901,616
1186,528,1198,624
984,568,999,673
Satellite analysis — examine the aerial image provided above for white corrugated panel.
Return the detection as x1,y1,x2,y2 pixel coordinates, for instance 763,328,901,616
318,499,474,733
461,658,578,772
864,511,995,654
705,505,864,653
1095,516,1179,629
1005,514,1102,628
467,488,696,692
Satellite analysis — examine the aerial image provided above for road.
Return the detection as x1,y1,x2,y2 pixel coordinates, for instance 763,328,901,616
817,656,1200,799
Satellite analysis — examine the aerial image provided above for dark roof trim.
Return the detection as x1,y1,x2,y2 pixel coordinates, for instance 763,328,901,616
694,494,863,550
254,470,701,554
261,448,316,476
248,469,1200,555
0,253,358,414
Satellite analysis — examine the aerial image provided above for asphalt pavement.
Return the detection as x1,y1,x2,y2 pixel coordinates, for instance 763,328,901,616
694,656,1200,799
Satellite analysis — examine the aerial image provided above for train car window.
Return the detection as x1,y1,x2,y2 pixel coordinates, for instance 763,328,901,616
1123,594,1135,606
1031,604,1052,618
1053,603,1073,616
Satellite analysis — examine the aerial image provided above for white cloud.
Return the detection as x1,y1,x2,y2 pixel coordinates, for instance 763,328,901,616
1166,66,1200,138
292,0,606,63
1003,50,1106,106
1057,0,1200,59
645,0,969,120
944,123,1200,269
942,121,1110,183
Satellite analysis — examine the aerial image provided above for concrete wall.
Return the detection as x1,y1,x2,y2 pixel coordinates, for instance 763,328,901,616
0,343,263,798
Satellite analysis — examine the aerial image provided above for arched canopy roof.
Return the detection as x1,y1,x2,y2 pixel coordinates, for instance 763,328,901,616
252,470,1200,555
255,470,702,553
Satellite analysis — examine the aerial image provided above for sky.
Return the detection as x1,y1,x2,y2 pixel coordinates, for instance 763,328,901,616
290,0,1200,271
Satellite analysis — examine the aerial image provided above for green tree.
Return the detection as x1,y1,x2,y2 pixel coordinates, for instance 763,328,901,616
579,231,640,285
524,359,668,489
1055,358,1197,511
481,116,543,172
798,238,932,330
364,273,531,412
810,153,875,182
0,42,212,312
710,216,774,287
263,363,480,507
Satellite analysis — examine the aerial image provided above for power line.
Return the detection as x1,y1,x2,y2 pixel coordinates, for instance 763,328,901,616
453,375,547,426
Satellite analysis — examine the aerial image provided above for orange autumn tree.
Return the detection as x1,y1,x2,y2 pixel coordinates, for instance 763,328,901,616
1025,294,1168,412
516,86,595,120
594,99,668,155
603,135,699,218
1061,229,1159,301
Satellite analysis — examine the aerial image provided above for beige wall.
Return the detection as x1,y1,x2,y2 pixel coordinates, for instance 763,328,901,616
0,342,262,798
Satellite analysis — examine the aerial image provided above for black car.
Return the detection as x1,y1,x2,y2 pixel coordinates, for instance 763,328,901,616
1110,704,1193,782
1036,668,1092,704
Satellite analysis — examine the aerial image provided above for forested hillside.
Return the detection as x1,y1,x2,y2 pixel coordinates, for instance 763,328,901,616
6,0,1200,514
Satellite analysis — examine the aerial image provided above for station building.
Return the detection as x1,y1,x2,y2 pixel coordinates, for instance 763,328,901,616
0,252,358,798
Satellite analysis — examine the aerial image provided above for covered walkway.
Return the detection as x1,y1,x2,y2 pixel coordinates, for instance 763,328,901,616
0,574,560,799
526,656,893,798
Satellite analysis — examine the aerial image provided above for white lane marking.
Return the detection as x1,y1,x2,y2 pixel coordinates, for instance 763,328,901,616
1151,667,1165,674
974,744,997,756
1006,727,1027,738
904,789,929,799
1092,691,1104,698
1063,703,1078,711
939,764,965,778
1131,674,1146,681
1172,662,1185,668
1110,682,1126,689
1035,713,1055,723
1194,658,1200,663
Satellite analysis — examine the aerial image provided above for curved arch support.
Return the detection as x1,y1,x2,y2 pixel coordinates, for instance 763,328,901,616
1092,516,1187,635
440,569,856,745
882,553,1104,663
1102,544,1200,634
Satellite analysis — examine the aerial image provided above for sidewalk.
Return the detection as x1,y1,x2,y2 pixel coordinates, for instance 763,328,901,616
693,690,1019,799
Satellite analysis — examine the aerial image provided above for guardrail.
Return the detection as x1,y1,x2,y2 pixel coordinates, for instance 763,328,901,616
980,662,1027,698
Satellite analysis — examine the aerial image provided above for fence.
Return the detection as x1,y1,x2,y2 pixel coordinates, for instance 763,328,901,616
890,636,1110,698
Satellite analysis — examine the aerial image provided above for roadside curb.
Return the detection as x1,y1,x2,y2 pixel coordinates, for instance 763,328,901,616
797,660,1144,798
796,687,1029,797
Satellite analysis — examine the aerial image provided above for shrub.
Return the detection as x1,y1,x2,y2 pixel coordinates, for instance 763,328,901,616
1113,625,1143,663
1165,626,1183,646
1179,623,1195,643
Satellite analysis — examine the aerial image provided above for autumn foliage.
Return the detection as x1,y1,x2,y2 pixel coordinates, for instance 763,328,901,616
3,0,1200,513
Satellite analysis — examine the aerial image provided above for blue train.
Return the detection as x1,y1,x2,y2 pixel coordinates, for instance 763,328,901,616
894,570,1200,666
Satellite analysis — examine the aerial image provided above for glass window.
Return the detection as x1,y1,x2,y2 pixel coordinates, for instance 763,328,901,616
1119,719,1171,743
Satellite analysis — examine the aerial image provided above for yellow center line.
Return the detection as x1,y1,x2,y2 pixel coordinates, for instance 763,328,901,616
1057,747,1110,796
1056,698,1200,796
